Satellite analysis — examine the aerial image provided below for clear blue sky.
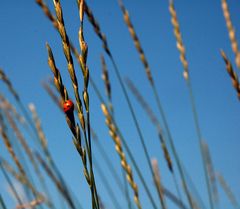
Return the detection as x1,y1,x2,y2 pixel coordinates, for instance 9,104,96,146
0,0,240,209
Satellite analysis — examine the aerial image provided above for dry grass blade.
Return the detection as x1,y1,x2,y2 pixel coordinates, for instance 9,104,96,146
221,50,240,99
118,0,153,85
221,0,240,69
101,103,142,209
151,159,167,209
216,172,240,209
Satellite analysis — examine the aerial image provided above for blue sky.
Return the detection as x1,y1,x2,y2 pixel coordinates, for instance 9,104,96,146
0,0,240,209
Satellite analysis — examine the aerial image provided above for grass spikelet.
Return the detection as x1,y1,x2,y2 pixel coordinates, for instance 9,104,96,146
47,39,99,208
36,0,58,29
169,2,215,209
221,0,240,68
221,50,240,99
101,55,113,112
84,2,111,56
169,1,189,80
118,0,153,85
101,103,142,209
52,0,85,131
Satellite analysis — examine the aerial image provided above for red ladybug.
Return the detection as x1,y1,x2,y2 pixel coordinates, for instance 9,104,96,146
63,100,74,114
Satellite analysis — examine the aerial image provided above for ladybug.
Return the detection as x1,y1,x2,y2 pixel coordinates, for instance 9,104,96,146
63,100,74,114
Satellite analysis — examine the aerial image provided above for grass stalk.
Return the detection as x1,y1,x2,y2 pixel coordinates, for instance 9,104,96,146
202,141,219,208
101,103,142,209
0,161,23,205
93,155,122,209
0,157,45,207
35,152,77,209
0,69,41,146
169,1,214,209
0,113,43,206
216,172,240,209
0,194,7,209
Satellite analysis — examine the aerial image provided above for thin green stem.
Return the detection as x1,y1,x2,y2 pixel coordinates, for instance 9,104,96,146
0,194,7,209
186,78,214,209
93,155,122,209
